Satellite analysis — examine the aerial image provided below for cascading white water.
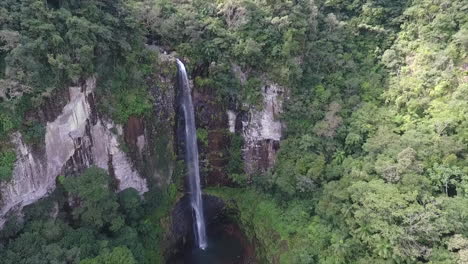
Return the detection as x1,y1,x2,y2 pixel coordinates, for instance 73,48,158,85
176,59,208,250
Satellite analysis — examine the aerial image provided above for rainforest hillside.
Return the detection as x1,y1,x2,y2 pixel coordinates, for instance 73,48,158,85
0,0,467,263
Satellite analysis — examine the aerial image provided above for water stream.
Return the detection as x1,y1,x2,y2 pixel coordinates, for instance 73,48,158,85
176,59,208,250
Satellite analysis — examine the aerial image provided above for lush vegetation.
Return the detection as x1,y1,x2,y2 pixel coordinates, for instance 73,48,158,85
0,149,15,182
141,0,467,263
1,0,467,263
0,0,155,143
0,1,175,261
207,187,313,263
0,167,176,264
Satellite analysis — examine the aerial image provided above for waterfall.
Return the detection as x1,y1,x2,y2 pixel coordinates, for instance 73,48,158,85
176,59,208,250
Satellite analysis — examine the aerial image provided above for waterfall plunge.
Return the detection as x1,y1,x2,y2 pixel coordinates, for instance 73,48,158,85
176,59,208,250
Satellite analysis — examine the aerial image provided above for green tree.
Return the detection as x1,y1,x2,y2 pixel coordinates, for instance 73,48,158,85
0,150,16,182
80,246,136,264
61,167,124,232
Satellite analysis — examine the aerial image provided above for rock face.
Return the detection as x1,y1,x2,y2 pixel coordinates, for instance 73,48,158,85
228,64,285,176
0,78,148,227
192,86,231,186
146,52,177,186
191,62,285,183
236,81,284,176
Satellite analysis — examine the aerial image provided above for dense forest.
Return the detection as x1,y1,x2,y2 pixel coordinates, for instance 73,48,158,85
0,0,467,263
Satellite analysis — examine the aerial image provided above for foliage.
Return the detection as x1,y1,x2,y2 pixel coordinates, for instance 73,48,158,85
139,184,179,263
97,49,156,124
80,246,136,264
196,128,208,146
0,167,175,264
0,0,467,263
0,110,15,138
226,133,246,184
206,187,312,263
60,167,124,231
0,0,143,91
169,0,468,263
0,0,150,142
0,0,155,180
0,150,16,182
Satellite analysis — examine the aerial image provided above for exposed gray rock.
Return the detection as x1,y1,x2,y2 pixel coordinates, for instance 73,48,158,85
90,120,148,193
228,73,285,176
0,133,48,224
243,82,283,142
241,81,284,175
0,78,148,227
228,64,286,175
227,110,236,133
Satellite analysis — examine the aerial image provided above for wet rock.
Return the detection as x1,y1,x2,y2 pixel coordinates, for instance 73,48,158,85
192,82,231,187
170,194,226,248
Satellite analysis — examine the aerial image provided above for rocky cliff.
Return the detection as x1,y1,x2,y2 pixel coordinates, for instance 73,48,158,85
0,78,148,226
192,64,286,184
0,55,286,226
238,81,284,176
227,65,286,177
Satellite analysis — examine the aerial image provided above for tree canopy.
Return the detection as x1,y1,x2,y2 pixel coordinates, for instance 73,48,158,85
0,0,467,263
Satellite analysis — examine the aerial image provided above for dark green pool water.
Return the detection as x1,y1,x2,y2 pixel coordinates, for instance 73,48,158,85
167,222,253,264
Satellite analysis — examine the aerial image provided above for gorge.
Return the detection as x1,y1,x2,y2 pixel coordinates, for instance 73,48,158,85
0,0,467,263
